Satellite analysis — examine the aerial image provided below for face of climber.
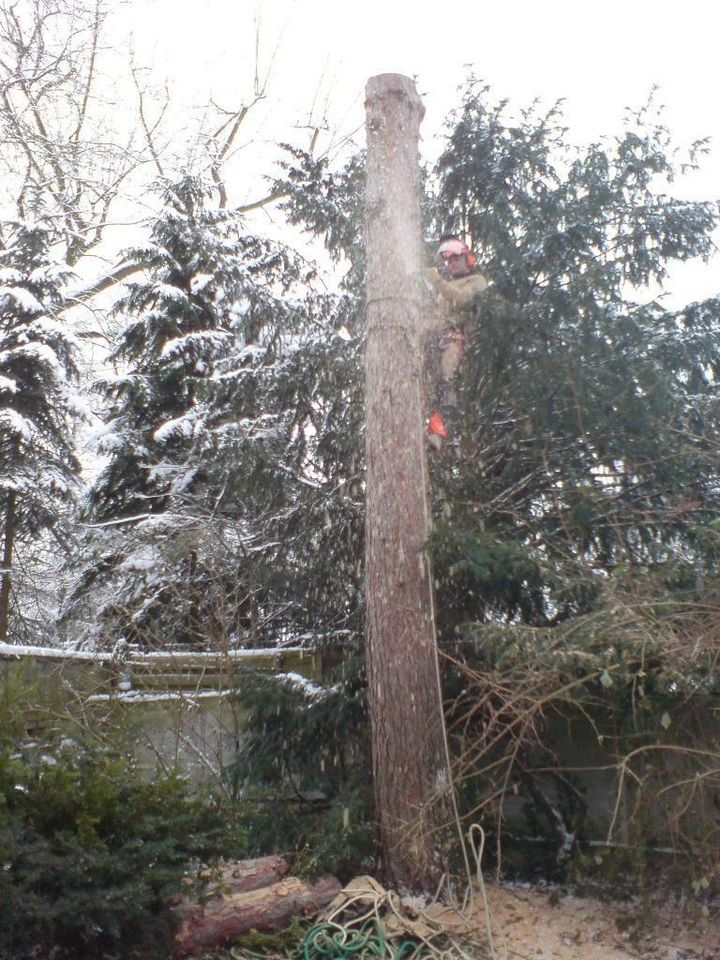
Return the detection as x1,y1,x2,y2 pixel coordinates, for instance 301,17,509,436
442,252,471,279
436,237,474,279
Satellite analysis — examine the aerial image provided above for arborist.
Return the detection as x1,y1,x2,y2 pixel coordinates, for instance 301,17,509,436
424,235,489,450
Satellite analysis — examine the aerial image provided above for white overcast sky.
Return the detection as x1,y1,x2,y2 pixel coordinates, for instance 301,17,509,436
125,0,719,305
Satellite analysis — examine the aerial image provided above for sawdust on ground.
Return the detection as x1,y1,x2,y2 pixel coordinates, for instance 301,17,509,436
477,881,719,960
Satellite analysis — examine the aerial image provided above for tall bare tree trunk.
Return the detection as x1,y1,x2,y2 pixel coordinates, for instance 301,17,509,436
364,74,451,892
0,488,17,643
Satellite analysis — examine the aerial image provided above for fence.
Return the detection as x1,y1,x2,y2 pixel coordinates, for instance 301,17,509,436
0,643,321,788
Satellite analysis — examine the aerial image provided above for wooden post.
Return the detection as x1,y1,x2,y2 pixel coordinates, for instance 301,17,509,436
364,74,450,892
0,488,16,644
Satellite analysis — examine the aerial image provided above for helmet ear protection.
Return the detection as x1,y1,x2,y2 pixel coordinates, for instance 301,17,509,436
437,236,476,272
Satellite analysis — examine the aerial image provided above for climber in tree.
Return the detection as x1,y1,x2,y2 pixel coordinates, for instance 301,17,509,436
424,235,488,449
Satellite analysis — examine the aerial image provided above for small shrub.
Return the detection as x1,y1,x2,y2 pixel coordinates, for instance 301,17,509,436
0,742,246,959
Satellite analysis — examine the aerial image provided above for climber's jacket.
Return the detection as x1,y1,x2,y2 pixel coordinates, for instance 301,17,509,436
423,267,490,380
423,267,489,333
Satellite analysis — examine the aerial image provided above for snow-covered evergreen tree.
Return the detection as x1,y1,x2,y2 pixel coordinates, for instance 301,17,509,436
68,175,357,650
69,177,255,646
0,221,83,643
86,176,249,524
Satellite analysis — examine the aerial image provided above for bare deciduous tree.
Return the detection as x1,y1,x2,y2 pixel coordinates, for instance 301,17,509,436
0,0,142,264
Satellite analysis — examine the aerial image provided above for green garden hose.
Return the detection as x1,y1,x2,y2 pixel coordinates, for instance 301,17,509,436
302,921,423,960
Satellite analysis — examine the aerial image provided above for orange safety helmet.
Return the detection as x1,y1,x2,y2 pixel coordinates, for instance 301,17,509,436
436,236,477,277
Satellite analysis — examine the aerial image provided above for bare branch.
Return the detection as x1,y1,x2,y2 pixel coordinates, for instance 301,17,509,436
71,0,101,143
64,259,141,305
208,96,264,209
235,189,287,215
253,4,284,100
131,62,165,178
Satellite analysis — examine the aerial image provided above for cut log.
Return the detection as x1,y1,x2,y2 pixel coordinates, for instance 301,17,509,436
174,874,342,956
215,854,291,894
171,855,291,924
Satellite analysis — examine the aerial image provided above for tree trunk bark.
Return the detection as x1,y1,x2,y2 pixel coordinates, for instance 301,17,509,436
0,488,17,644
364,74,451,893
